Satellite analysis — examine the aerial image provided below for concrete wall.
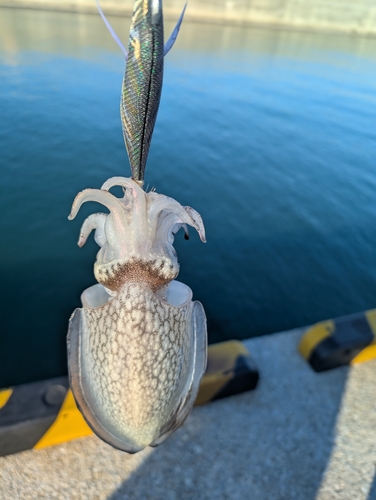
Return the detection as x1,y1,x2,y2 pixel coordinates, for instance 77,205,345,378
1,0,376,35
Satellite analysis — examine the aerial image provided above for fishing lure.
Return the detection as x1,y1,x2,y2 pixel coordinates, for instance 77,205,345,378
67,0,207,453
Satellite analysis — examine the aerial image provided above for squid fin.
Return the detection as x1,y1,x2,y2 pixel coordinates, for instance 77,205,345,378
67,307,142,454
150,300,207,447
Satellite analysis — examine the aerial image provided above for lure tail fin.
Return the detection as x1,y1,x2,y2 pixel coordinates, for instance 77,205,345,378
95,0,128,58
95,0,187,58
164,3,187,56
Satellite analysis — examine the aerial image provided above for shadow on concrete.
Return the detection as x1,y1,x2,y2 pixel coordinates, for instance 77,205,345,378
105,330,350,500
368,473,376,500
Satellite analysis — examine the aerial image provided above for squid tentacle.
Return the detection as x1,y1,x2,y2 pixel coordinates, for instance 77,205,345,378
78,213,108,248
101,176,144,196
68,188,123,221
148,195,206,241
183,206,206,242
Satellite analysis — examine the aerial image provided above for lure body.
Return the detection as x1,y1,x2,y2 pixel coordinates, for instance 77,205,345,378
68,178,207,452
121,0,164,184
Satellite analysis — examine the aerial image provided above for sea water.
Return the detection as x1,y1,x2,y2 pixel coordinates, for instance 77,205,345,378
1,8,375,385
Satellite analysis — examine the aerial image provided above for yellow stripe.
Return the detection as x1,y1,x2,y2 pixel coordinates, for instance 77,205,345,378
0,388,13,410
351,309,376,365
351,341,376,364
195,372,234,406
298,320,335,360
34,390,93,449
195,340,247,405
205,340,249,375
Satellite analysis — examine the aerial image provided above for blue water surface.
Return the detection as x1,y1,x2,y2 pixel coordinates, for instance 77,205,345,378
1,8,376,385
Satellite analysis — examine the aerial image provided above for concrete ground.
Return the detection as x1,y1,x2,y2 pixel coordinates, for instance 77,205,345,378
0,327,375,500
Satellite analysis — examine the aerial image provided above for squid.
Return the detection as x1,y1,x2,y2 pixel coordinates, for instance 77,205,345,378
67,0,207,453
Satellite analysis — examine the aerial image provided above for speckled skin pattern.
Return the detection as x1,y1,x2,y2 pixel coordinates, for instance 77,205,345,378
68,177,207,453
81,283,191,449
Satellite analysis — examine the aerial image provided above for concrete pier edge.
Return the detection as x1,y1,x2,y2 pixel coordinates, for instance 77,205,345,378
0,326,375,499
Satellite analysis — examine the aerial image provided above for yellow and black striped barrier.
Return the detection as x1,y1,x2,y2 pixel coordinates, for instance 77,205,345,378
0,340,259,456
298,309,376,372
